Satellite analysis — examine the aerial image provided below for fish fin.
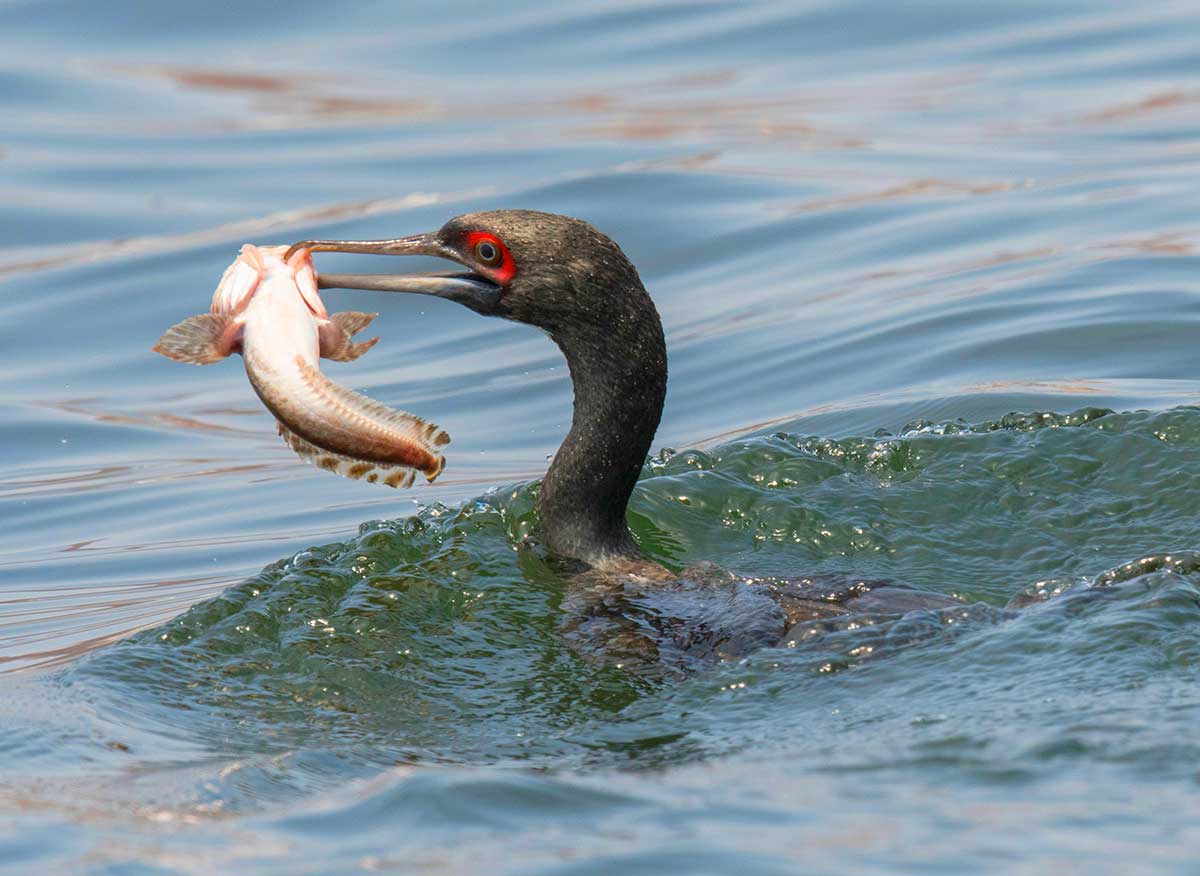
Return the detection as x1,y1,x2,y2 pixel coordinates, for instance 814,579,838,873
425,454,445,483
319,312,380,362
152,313,239,364
240,243,265,272
211,250,262,313
288,248,326,318
276,422,425,488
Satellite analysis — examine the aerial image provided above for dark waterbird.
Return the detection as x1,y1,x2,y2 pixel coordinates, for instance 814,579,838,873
287,211,963,674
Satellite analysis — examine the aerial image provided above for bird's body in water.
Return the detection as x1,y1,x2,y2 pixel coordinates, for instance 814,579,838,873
291,211,962,674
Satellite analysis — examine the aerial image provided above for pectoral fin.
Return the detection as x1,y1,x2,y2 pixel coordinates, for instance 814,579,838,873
153,313,240,364
319,311,380,362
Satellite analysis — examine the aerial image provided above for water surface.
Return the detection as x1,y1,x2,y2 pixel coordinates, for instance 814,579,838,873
2,1,1200,873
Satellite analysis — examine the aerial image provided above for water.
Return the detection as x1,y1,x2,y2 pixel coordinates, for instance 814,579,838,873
2,0,1199,872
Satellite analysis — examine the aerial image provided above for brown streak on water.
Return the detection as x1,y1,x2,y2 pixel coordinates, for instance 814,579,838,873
1083,90,1200,123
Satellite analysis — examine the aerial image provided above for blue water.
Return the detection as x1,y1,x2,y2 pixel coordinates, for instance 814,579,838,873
3,1,1200,872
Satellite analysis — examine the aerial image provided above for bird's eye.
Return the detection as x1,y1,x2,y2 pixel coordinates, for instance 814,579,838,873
475,239,501,265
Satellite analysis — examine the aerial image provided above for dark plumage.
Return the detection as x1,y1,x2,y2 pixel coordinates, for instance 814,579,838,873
446,211,668,565
292,211,964,674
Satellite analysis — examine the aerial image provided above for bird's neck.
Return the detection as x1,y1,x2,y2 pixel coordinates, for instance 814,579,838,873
537,310,667,569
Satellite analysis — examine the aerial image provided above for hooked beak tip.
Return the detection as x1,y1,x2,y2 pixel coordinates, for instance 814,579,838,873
284,241,315,261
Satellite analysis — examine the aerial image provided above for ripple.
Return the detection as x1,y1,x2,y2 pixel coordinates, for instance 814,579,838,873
4,0,1200,871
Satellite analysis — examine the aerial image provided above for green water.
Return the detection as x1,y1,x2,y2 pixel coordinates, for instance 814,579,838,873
21,406,1200,872
3,0,1200,872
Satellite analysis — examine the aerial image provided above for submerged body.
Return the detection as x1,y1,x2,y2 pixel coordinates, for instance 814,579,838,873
154,244,448,487
558,557,965,676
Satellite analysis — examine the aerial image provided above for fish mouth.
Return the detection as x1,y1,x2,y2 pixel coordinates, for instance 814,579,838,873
285,234,502,314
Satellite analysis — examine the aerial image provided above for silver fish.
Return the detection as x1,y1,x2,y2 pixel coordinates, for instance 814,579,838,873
153,244,448,487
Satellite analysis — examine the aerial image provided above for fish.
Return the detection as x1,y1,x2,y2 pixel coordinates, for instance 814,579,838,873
153,244,448,487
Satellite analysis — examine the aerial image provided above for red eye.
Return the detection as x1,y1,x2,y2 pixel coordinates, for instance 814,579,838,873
465,231,516,284
475,239,500,265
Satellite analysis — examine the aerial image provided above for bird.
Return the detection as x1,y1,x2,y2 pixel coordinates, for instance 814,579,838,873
287,211,962,675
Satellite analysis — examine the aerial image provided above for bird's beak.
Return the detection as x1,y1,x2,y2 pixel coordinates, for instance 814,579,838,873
285,234,502,314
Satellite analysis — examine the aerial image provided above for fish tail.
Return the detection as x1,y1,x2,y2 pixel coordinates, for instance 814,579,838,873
290,357,449,474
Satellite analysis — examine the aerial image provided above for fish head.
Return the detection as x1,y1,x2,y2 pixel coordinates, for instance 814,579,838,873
210,244,326,319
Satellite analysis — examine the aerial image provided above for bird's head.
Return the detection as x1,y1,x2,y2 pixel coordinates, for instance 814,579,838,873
290,210,648,338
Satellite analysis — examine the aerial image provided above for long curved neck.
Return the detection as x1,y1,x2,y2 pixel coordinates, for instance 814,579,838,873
536,297,667,568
